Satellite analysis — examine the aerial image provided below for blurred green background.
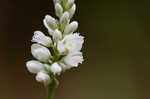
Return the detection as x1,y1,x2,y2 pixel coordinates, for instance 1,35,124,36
0,0,150,99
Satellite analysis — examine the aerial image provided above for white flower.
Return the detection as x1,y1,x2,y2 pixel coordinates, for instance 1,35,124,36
26,0,85,86
36,71,50,85
50,63,62,75
43,15,57,31
66,0,75,9
63,51,83,68
57,33,84,54
53,29,62,41
64,21,78,34
26,60,44,74
31,44,51,62
55,3,63,17
32,31,52,47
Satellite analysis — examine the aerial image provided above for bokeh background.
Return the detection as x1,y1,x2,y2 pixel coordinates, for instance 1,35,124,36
0,0,150,99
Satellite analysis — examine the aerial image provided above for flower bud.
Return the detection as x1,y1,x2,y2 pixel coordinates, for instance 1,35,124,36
48,29,55,36
31,44,51,62
36,72,50,85
64,21,78,34
60,12,70,26
26,60,44,74
43,15,57,30
55,3,63,17
53,29,62,41
69,4,76,18
50,63,62,75
66,0,75,9
32,31,52,47
53,0,61,3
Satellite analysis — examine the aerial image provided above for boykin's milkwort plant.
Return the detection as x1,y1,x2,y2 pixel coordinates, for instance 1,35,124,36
26,0,84,99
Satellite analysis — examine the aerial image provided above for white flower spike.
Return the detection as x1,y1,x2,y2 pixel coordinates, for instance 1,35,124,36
26,0,85,98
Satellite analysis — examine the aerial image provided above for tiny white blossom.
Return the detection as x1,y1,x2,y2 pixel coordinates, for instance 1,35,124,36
66,0,75,9
32,31,52,47
36,71,50,85
26,60,44,74
53,29,62,41
50,63,62,75
55,3,63,17
69,4,76,18
64,21,78,34
31,44,51,62
60,12,70,26
57,33,84,54
63,51,83,68
43,15,57,31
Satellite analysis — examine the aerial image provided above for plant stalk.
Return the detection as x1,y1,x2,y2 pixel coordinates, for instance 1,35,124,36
46,74,56,99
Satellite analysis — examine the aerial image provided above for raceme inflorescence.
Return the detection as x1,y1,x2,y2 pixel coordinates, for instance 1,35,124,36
26,0,84,99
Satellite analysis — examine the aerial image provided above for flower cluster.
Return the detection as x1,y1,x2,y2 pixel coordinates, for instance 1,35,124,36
26,0,84,85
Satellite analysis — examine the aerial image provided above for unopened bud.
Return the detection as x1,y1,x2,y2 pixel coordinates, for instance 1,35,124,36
66,0,75,9
55,3,63,17
53,29,62,41
50,63,62,75
43,15,57,30
64,21,78,34
69,4,76,18
31,44,51,62
32,31,52,47
36,72,50,85
60,12,70,26
26,60,44,74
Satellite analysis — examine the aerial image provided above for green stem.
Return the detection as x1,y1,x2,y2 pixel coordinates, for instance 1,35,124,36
46,74,56,99
51,45,60,62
